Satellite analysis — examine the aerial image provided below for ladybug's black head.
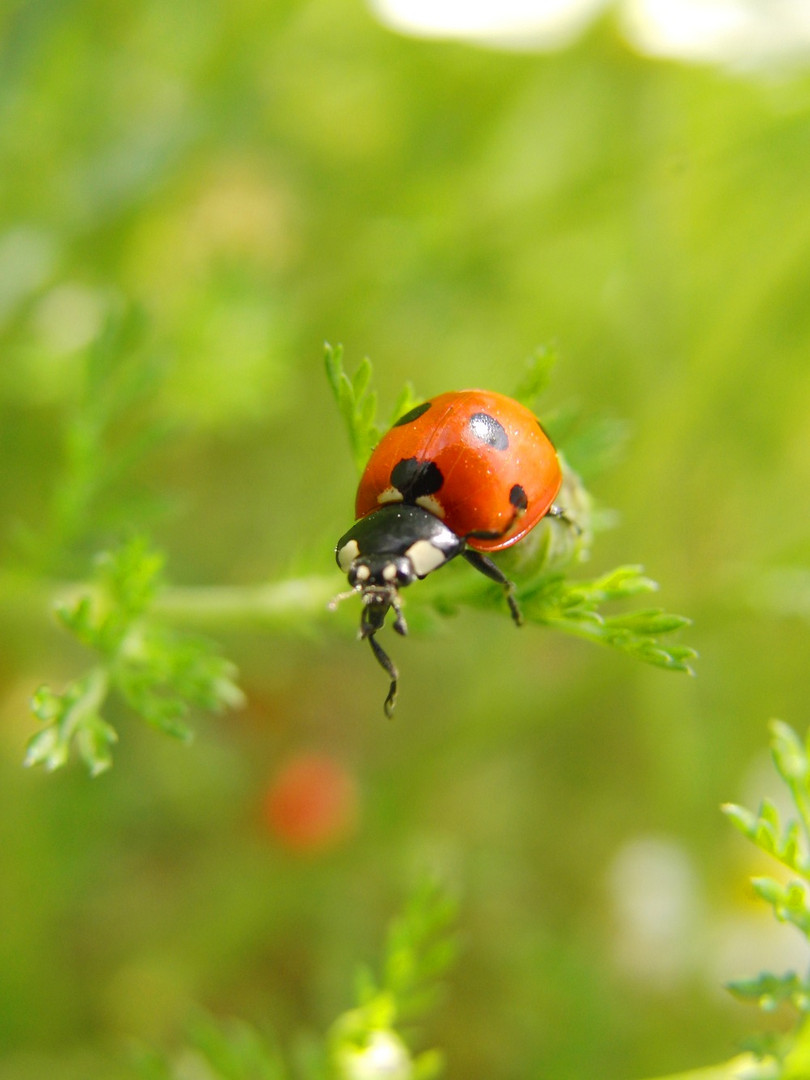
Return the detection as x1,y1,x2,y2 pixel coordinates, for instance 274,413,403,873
336,504,463,585
330,549,413,719
334,505,465,628
347,553,417,592
344,552,413,643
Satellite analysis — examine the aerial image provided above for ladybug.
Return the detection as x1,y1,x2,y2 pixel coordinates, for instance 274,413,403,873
333,389,567,715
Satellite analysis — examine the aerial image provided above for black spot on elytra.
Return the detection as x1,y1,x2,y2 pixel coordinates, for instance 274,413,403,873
391,457,444,502
393,401,432,427
469,412,509,450
509,484,528,511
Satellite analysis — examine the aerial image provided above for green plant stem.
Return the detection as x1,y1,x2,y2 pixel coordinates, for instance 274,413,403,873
63,665,109,739
152,576,340,630
638,1053,777,1080
2,570,340,634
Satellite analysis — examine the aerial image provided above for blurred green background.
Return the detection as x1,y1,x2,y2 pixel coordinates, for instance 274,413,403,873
2,1,810,1077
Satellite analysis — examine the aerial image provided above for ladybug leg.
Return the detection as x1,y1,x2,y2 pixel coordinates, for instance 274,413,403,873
547,503,582,535
367,632,398,717
359,599,401,717
462,549,523,627
389,592,409,636
463,489,525,548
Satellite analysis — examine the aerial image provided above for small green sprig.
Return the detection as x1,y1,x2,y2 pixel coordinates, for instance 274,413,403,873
637,723,810,1080
132,1013,287,1080
330,877,457,1080
728,972,810,1015
512,342,558,415
325,343,421,475
132,879,457,1080
526,564,697,673
339,878,457,1046
436,557,695,674
15,303,171,574
25,537,243,775
724,722,810,944
718,721,810,1074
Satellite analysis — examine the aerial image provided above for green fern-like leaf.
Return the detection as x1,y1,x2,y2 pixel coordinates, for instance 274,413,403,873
25,537,243,774
728,971,810,1014
720,723,810,1076
325,343,382,474
329,878,457,1079
751,877,810,937
325,342,424,474
513,343,558,414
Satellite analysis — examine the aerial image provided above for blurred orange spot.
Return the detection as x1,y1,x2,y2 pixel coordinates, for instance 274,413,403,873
264,755,358,853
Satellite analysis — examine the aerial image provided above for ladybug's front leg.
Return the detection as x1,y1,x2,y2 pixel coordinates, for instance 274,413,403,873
359,601,400,717
366,633,398,718
462,549,523,627
547,502,582,534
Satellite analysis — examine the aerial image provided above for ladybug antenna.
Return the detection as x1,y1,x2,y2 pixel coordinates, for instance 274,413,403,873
327,587,359,611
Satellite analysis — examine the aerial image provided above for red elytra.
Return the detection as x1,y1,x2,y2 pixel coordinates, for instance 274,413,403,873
355,389,562,551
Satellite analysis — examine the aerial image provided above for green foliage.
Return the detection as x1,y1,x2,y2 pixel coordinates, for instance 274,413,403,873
728,972,810,1015
351,879,457,1030
330,879,456,1080
512,343,558,416
723,721,810,943
524,564,697,674
133,1014,288,1080
324,343,421,474
638,1054,783,1080
325,343,381,476
132,880,456,1080
718,721,810,1074
449,557,696,673
15,304,170,573
25,537,243,775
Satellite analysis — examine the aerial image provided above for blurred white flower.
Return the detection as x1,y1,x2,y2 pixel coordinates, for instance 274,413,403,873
607,834,702,987
622,0,810,68
34,283,107,355
370,0,609,49
368,0,810,69
335,1029,413,1080
0,226,58,322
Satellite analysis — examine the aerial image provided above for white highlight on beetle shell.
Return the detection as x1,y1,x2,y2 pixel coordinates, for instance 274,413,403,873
406,539,447,578
337,539,360,572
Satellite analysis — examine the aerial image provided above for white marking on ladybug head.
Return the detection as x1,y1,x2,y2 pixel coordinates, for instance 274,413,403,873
376,486,404,505
355,563,371,583
415,494,445,518
337,539,360,572
382,563,399,582
406,539,447,578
